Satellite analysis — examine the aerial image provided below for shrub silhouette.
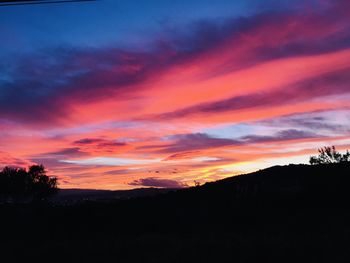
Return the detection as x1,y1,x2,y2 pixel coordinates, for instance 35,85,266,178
0,164,58,202
309,146,350,165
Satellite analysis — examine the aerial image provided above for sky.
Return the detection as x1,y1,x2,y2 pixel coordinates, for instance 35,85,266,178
0,0,349,190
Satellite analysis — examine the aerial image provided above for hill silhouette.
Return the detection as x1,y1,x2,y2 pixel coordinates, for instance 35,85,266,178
1,162,349,262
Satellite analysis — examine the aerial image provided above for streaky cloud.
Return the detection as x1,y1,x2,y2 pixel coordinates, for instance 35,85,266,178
129,177,187,188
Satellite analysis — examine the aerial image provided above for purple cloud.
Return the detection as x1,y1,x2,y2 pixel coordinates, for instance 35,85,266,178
129,177,187,188
241,129,317,143
46,147,88,158
137,133,241,153
73,138,126,147
257,110,350,133
141,129,319,154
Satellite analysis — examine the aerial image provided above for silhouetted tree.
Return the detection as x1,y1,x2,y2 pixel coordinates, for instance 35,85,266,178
309,146,350,165
0,164,58,202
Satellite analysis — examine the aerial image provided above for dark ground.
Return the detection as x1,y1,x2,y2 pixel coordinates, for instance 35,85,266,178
1,163,350,262
51,187,175,204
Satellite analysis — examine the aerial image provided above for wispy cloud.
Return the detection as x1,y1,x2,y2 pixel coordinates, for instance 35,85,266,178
60,157,161,166
129,177,187,188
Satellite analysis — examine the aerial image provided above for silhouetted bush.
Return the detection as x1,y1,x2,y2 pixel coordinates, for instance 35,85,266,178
0,164,58,202
309,146,350,165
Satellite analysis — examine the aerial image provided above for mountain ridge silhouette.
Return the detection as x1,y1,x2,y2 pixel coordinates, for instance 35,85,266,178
1,162,349,262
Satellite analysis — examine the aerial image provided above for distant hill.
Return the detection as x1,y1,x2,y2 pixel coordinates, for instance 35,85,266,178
54,162,350,204
186,162,350,201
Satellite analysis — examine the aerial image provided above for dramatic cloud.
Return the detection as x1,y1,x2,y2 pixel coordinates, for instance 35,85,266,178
144,129,319,154
156,133,241,153
46,147,88,158
240,129,318,144
129,177,187,188
154,68,350,120
74,138,126,147
257,110,350,134
1,0,350,189
72,138,128,154
1,0,350,126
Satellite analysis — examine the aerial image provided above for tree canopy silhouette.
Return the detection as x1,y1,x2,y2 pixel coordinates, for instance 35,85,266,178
309,146,350,165
0,164,58,202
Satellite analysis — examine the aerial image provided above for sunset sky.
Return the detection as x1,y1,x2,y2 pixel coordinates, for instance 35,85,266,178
0,0,349,189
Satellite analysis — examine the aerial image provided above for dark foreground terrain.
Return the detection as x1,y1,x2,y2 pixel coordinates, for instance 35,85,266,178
52,187,174,204
1,163,350,262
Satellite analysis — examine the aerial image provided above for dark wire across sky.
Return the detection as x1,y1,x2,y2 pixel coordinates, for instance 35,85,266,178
0,0,97,6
